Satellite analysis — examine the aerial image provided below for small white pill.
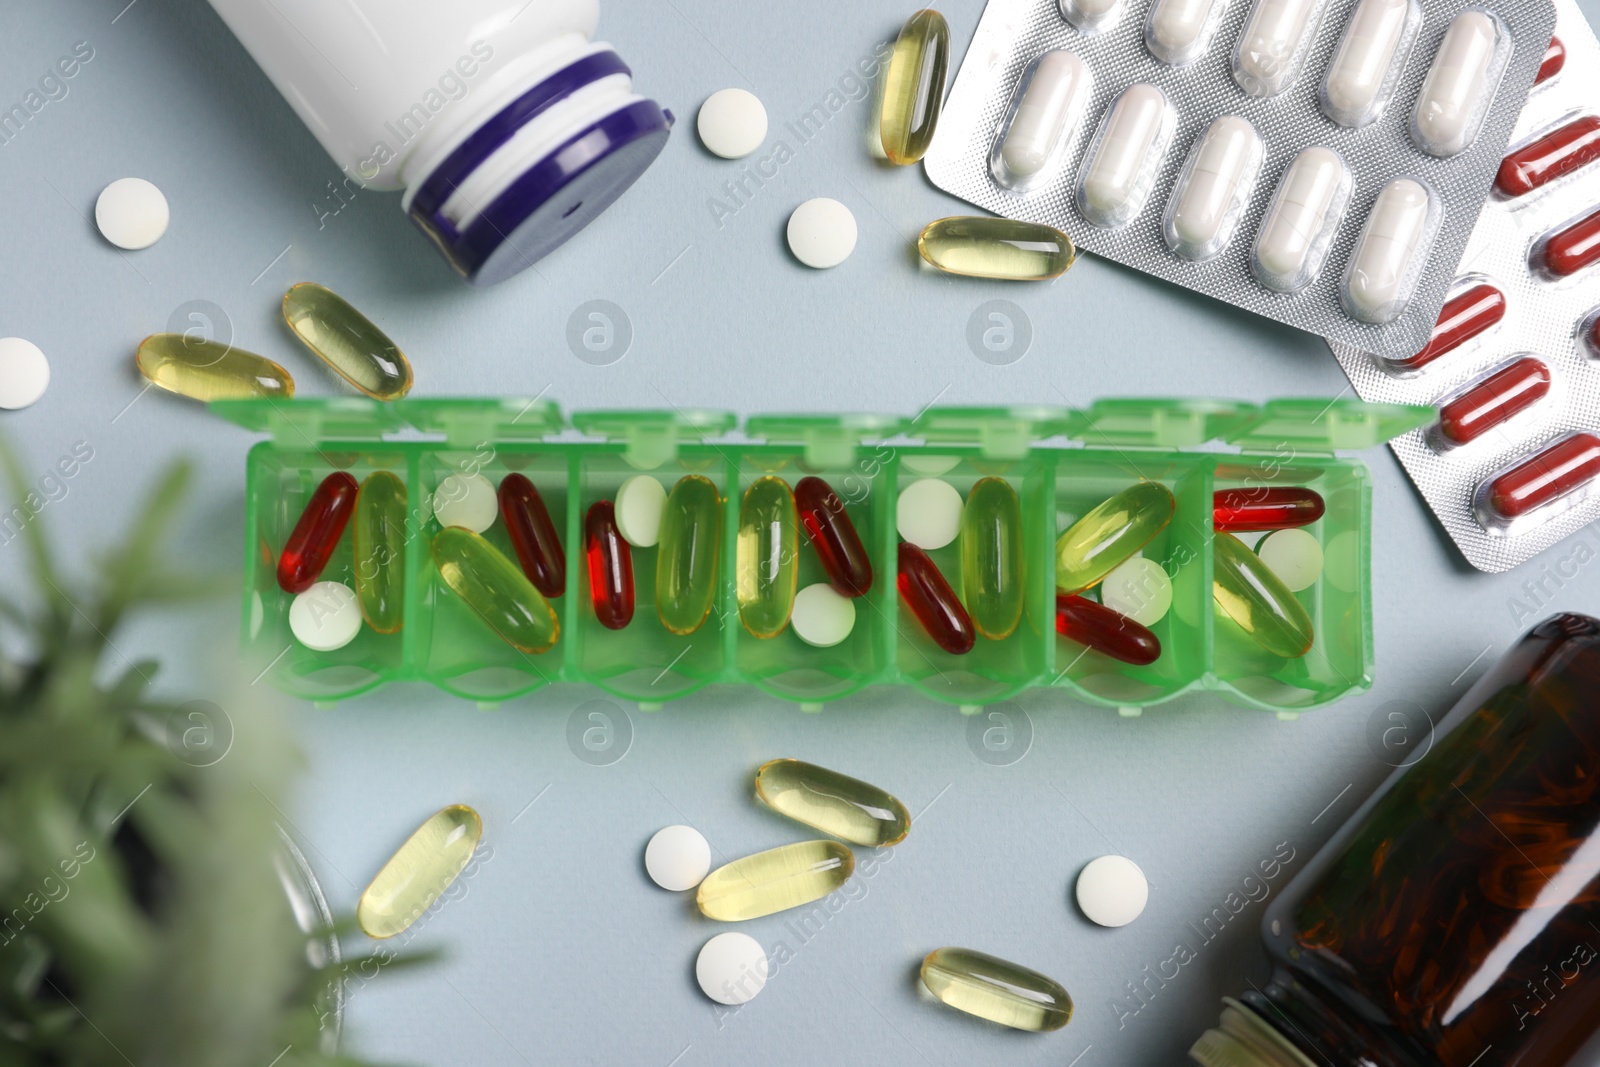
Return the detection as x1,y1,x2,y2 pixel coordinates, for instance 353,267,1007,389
1164,115,1263,261
1146,0,1221,64
995,50,1093,188
697,88,768,159
0,338,50,410
897,478,963,550
1077,84,1173,228
792,584,857,648
1411,11,1502,158
644,825,711,891
1257,528,1323,591
432,472,497,533
1233,0,1322,97
901,453,962,476
1341,178,1433,324
696,932,769,1006
289,581,361,652
1321,0,1416,127
787,198,857,269
1076,854,1149,927
1099,557,1173,626
95,178,169,250
616,475,668,547
1252,146,1349,292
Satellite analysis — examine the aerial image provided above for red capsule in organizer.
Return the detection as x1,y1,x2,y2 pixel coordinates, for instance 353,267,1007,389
1438,357,1552,446
1537,36,1566,83
585,501,634,630
1213,487,1325,531
1485,434,1600,520
796,476,872,597
498,473,565,598
1391,283,1506,371
1055,596,1161,666
277,471,358,594
1496,115,1600,198
1542,209,1600,277
897,542,974,655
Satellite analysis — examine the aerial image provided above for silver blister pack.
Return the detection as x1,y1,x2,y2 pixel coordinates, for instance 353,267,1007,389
1330,0,1600,573
924,0,1556,359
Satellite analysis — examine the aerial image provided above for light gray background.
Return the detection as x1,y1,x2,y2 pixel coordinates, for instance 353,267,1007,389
3,0,1599,1064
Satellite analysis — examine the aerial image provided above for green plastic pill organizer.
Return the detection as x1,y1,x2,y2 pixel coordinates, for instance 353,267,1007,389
213,396,1430,716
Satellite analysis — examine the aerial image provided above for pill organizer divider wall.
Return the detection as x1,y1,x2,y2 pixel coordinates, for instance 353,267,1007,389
213,396,1430,716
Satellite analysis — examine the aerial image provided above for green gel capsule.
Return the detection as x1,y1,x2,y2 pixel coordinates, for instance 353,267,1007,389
918,217,1077,280
354,471,406,634
755,758,911,846
357,804,481,939
921,947,1074,1031
657,475,722,636
1056,482,1175,593
881,9,949,165
282,282,413,400
136,333,294,402
697,840,855,921
431,527,559,654
961,477,1025,640
1213,531,1314,658
737,476,799,639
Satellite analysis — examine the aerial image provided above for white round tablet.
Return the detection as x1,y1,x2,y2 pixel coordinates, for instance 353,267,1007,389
901,453,962,476
897,478,963,550
787,198,857,269
95,178,169,250
433,472,497,533
1258,528,1323,592
1100,556,1172,627
696,932,769,1006
644,824,711,891
616,475,668,547
697,88,767,159
1076,854,1149,928
791,583,856,648
0,338,50,410
289,581,361,652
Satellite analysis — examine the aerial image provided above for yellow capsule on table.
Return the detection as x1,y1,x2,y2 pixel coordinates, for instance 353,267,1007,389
1056,482,1175,593
697,840,855,921
961,476,1025,640
918,217,1076,280
881,9,950,165
755,759,910,846
737,476,799,639
136,334,294,402
283,282,413,400
1213,532,1314,658
357,804,482,939
431,527,559,654
354,471,406,634
920,947,1074,1031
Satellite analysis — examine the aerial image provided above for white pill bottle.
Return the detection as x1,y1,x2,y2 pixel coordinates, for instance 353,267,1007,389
205,0,671,285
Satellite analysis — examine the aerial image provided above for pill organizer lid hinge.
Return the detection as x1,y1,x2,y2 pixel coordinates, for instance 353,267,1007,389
910,406,1075,458
743,414,910,469
207,397,408,442
395,397,565,447
1226,399,1434,455
570,409,737,468
1066,398,1258,449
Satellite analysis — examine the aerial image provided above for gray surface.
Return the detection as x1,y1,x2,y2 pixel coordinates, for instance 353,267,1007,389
3,1,1599,1065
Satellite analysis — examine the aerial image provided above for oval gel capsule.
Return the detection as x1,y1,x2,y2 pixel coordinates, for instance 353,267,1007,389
1060,0,1123,33
1389,282,1506,372
1320,0,1419,127
1496,116,1600,198
1411,11,1506,158
1251,147,1351,292
1163,116,1263,261
1542,208,1600,277
992,50,1093,190
1077,84,1174,229
1437,357,1551,447
1233,0,1324,97
1481,434,1600,523
1145,0,1223,65
1341,178,1437,324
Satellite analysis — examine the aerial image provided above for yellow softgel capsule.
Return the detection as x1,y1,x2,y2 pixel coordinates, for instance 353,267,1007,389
283,282,413,400
136,334,294,402
431,527,559,654
755,759,910,846
697,840,855,921
1056,481,1175,593
1213,531,1314,658
920,947,1074,1031
736,476,799,639
357,804,482,939
881,9,950,165
917,217,1076,280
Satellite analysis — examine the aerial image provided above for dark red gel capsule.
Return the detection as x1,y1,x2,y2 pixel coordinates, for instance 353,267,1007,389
585,500,634,630
277,471,358,594
1391,284,1506,371
1213,487,1326,531
897,542,974,655
1537,35,1566,83
1438,358,1551,446
1543,209,1600,277
796,476,872,597
1496,115,1600,198
1054,595,1161,666
499,473,565,598
1486,434,1600,520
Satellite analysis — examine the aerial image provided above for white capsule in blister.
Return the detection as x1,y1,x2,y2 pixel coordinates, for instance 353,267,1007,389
1232,0,1324,97
1341,177,1437,323
1251,146,1351,292
1163,116,1263,261
990,51,1093,190
1076,84,1174,229
1145,0,1226,65
1410,10,1505,157
1060,0,1124,33
1320,0,1419,127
